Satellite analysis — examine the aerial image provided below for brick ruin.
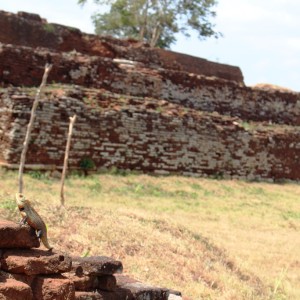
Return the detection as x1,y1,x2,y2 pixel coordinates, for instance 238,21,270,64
1,10,300,181
0,219,178,300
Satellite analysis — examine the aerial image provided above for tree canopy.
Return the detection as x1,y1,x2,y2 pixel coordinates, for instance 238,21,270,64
78,0,221,48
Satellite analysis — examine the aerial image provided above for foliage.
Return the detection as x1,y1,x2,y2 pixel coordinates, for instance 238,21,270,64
79,157,96,176
78,0,221,48
28,170,45,180
43,23,56,33
0,199,15,211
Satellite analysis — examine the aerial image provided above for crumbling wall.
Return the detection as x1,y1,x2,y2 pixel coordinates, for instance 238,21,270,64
0,43,299,125
2,89,300,181
1,10,300,181
0,10,244,83
0,90,15,162
0,219,173,300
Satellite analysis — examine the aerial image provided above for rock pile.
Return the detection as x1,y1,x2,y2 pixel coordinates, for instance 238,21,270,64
0,219,180,300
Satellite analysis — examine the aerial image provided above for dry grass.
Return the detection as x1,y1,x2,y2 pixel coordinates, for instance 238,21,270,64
0,169,299,299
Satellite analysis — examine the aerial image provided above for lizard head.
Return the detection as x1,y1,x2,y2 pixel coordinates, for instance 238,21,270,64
15,193,30,207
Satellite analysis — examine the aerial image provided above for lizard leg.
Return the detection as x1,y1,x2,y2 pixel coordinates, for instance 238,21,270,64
36,229,42,238
19,216,27,225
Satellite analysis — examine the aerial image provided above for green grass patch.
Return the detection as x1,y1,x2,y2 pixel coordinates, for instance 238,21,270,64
0,171,299,299
0,199,15,211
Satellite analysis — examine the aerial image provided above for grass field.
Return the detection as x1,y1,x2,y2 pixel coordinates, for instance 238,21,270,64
0,169,299,299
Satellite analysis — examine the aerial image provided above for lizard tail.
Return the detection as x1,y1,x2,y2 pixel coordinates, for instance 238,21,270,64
41,234,53,251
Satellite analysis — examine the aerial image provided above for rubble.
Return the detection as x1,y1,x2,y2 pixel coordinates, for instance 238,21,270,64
0,218,179,300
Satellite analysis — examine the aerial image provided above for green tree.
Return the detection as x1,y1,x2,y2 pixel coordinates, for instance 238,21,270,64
78,0,221,48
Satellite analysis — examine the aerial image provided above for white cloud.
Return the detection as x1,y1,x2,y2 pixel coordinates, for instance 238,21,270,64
172,0,300,91
286,38,300,51
218,0,267,23
0,0,97,33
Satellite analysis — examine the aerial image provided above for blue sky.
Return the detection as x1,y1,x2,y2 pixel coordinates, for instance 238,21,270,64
1,0,300,91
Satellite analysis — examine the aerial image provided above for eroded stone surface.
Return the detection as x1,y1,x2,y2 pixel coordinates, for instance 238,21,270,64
0,220,40,249
0,276,33,300
0,249,72,275
75,289,136,300
31,275,75,300
0,10,243,83
75,291,117,300
2,271,37,288
64,273,116,292
116,274,168,300
72,256,123,276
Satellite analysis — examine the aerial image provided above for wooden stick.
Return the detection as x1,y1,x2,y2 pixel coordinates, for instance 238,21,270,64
18,63,53,194
60,114,76,206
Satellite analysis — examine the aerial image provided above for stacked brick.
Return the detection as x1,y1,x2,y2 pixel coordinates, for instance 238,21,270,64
0,219,179,299
0,11,244,84
2,87,300,181
1,10,300,181
1,42,299,126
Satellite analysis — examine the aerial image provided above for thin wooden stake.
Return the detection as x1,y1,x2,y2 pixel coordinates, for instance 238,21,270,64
18,63,53,194
60,114,76,207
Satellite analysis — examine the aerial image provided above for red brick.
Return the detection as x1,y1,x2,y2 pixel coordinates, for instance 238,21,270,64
0,277,33,300
1,249,71,275
0,10,243,83
64,273,116,292
0,219,40,249
31,275,75,300
72,256,123,276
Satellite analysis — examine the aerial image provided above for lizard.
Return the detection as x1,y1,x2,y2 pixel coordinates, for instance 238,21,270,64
15,193,53,250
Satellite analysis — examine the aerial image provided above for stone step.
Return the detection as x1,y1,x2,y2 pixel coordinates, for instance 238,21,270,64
0,275,33,300
0,249,71,275
0,220,40,249
0,218,180,299
31,275,75,300
72,275,170,300
116,274,169,300
64,273,117,292
75,290,118,300
72,256,123,276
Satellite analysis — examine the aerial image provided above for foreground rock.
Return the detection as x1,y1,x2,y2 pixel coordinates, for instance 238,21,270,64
0,276,33,300
31,275,75,300
64,273,117,291
116,274,169,300
72,256,123,276
0,220,40,249
0,249,72,275
0,219,181,299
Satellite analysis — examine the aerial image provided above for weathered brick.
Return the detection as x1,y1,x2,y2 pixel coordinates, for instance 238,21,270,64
31,275,75,300
0,220,40,249
1,10,300,184
75,291,117,300
64,273,117,292
72,256,123,276
0,276,33,300
1,249,72,275
116,274,168,300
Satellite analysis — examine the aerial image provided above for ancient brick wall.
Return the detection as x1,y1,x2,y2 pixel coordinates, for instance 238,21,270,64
1,43,300,125
0,90,14,162
1,88,300,181
0,10,243,83
1,10,300,181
